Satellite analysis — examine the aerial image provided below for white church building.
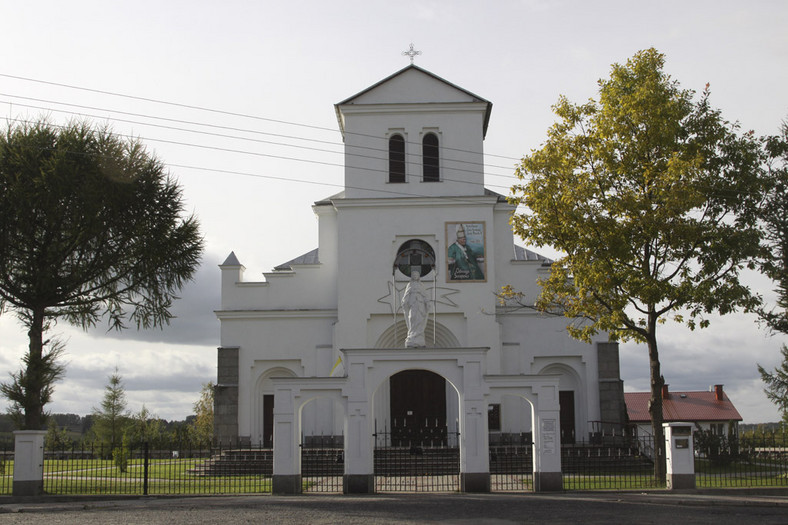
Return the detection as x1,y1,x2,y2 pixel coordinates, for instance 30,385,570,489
214,64,626,493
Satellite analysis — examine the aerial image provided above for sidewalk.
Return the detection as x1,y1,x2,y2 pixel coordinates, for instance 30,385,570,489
2,490,788,525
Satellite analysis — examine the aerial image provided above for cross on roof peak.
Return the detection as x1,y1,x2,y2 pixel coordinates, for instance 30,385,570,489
402,43,422,64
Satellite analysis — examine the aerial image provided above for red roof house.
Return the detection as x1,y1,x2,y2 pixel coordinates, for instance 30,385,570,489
625,384,742,436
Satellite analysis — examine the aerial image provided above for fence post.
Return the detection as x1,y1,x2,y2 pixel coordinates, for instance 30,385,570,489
12,430,46,496
664,423,695,489
143,441,149,496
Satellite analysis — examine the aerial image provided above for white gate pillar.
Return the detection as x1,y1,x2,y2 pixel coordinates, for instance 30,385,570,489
344,401,374,493
459,358,490,492
13,430,46,496
343,357,374,493
533,383,562,491
271,385,301,494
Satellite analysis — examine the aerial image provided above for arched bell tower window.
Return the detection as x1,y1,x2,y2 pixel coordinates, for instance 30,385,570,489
389,134,406,183
422,133,439,182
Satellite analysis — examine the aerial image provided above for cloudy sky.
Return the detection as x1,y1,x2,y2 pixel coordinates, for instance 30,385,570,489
1,0,787,423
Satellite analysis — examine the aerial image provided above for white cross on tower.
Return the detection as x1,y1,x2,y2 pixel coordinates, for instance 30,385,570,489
402,43,422,64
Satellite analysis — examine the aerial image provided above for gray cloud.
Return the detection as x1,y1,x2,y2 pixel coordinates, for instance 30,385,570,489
85,252,223,346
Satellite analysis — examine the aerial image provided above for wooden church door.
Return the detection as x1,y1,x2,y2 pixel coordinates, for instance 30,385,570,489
389,370,446,445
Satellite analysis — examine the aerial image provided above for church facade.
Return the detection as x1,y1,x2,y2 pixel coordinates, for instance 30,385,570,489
214,64,626,492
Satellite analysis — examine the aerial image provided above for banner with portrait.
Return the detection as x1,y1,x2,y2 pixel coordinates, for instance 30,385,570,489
445,221,486,282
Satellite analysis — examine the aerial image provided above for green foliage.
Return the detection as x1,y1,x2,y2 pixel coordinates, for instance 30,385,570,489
510,48,764,344
1,338,65,429
0,120,204,430
694,429,740,466
128,404,165,447
758,120,788,334
758,344,788,423
508,48,766,481
90,369,130,451
190,382,214,446
45,418,74,450
112,437,129,473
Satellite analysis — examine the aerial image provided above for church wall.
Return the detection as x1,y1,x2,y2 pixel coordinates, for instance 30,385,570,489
219,315,336,440
220,265,337,312
332,197,502,351
497,312,603,440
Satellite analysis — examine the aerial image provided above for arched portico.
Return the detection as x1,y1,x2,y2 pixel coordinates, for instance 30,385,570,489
270,377,346,494
484,375,563,491
271,348,563,494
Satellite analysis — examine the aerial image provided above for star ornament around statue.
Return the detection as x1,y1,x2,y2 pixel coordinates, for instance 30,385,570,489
402,43,422,64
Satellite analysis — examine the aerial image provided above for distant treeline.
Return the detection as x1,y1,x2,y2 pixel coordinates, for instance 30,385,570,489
0,413,196,447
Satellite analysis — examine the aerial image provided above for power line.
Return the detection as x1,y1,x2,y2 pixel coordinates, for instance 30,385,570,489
0,73,523,162
0,95,520,181
6,117,522,201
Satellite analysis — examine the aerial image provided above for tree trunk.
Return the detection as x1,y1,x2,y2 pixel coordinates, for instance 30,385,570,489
24,307,46,430
646,318,667,483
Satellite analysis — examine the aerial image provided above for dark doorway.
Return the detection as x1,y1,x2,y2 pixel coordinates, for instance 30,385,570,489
389,370,446,446
263,394,274,447
559,390,575,444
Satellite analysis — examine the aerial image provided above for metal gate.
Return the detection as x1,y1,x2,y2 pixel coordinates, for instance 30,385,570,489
489,433,534,492
373,420,460,492
301,435,344,493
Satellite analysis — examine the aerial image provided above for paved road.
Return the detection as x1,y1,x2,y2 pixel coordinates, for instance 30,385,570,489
1,491,787,524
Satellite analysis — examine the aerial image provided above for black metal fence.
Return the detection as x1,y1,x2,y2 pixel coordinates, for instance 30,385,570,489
3,432,786,495
562,434,662,490
0,445,11,495
694,431,788,488
50,441,272,495
373,424,460,492
0,440,272,496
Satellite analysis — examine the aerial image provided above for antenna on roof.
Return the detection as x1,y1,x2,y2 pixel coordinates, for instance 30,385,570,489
402,43,422,64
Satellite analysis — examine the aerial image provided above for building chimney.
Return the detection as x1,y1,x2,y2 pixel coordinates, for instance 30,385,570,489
714,384,724,401
662,384,669,399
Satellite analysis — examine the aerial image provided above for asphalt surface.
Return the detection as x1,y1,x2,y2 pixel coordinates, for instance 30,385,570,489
1,491,787,525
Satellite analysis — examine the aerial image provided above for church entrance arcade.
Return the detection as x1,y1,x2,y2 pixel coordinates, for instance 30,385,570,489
270,348,564,494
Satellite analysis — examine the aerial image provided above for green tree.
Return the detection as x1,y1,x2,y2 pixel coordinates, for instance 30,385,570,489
758,345,788,423
507,49,765,481
129,404,164,447
45,418,73,450
0,120,203,430
758,120,788,334
190,382,214,445
90,369,130,450
756,121,788,420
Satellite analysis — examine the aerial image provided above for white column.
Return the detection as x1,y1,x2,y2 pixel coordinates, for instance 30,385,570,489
13,430,46,496
343,358,374,493
272,386,301,494
533,384,562,491
459,358,490,492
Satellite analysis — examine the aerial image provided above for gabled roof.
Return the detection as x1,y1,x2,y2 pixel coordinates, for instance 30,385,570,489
514,245,552,264
625,390,743,423
335,64,493,138
274,248,319,271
